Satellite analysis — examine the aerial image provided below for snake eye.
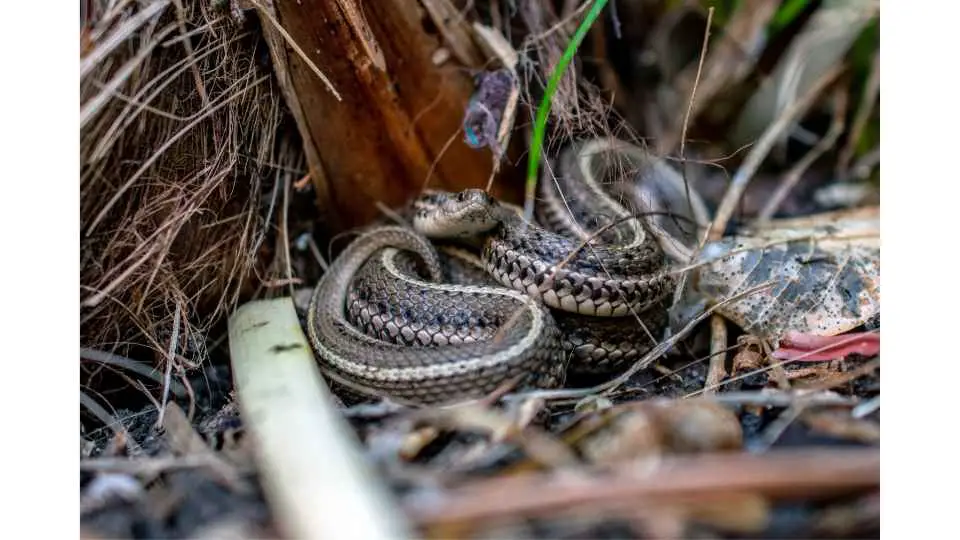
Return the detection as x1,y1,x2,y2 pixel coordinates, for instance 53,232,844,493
456,191,466,202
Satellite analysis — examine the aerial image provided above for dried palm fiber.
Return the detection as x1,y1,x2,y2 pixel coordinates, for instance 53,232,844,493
81,0,293,375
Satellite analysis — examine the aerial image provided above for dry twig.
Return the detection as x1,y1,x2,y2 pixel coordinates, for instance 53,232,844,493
703,315,728,395
837,51,880,178
404,447,879,526
756,88,850,222
709,65,845,240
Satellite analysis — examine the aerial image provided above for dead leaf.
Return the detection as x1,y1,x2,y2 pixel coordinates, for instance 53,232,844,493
689,207,879,340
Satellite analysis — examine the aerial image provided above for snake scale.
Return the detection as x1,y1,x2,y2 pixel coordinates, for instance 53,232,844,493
306,138,686,405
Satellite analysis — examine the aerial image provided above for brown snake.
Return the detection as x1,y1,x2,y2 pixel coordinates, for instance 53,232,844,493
306,138,692,405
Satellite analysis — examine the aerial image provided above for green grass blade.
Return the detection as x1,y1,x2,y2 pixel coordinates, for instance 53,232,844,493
524,0,609,219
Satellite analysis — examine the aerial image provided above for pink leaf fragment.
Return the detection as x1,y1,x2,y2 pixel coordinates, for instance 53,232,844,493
772,331,880,362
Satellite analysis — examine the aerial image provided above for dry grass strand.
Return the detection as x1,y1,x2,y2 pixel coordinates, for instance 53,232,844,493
81,1,296,388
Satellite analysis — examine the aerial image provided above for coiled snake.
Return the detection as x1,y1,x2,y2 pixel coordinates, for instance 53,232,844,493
306,138,701,404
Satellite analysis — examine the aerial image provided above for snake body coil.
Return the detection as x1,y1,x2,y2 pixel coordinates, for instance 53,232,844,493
306,139,682,404
306,226,566,404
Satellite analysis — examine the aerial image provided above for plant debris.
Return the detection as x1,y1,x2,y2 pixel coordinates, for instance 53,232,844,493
80,0,880,538
685,206,880,341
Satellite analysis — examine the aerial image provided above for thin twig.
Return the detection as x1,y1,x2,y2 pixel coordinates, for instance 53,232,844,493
280,174,295,298
677,6,713,162
794,357,880,393
80,24,179,130
80,453,215,473
170,0,210,108
755,402,805,450
305,234,330,273
79,0,171,78
157,302,182,427
403,447,879,525
837,51,880,178
706,390,861,408
756,88,849,222
851,395,879,419
668,229,880,279
708,64,845,241
703,315,727,395
686,330,880,397
80,348,188,397
421,128,463,192
661,0,779,153
674,6,713,262
505,280,778,404
133,377,163,416
608,343,743,399
80,391,143,455
252,162,283,266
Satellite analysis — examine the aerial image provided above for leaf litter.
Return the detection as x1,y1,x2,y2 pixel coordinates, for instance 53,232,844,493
80,1,880,538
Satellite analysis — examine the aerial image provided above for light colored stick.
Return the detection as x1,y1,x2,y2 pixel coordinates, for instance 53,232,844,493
229,297,411,540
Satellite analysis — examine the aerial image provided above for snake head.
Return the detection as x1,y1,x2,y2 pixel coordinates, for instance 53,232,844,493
412,189,502,238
